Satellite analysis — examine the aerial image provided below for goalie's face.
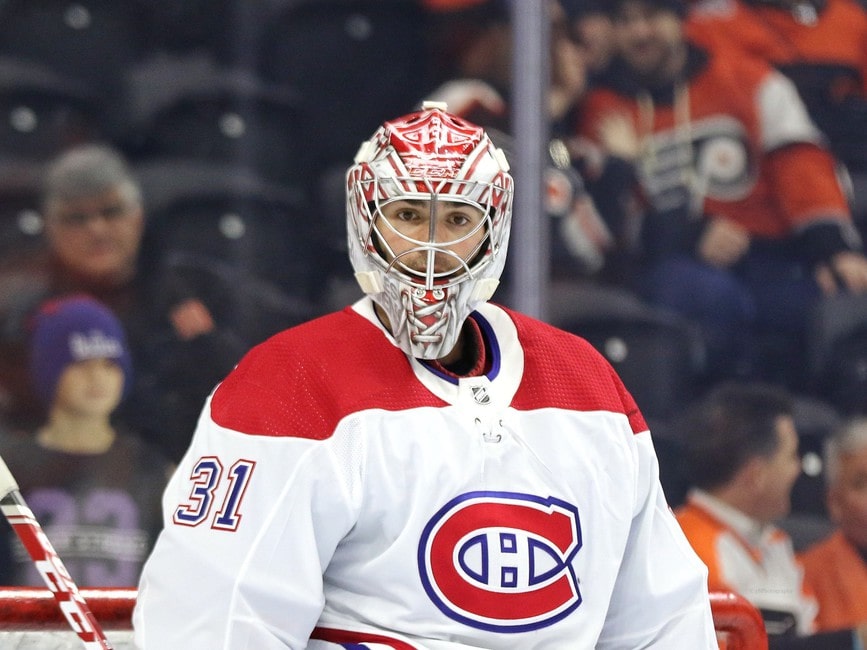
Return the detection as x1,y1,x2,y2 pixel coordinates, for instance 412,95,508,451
375,198,488,282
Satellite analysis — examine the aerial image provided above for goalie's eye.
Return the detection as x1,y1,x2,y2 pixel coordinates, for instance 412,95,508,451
448,211,475,228
391,206,422,225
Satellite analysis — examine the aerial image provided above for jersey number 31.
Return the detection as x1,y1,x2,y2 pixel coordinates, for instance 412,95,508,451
172,456,256,531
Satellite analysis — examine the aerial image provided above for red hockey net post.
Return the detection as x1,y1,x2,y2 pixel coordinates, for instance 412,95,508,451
0,587,135,631
0,587,766,648
710,590,769,650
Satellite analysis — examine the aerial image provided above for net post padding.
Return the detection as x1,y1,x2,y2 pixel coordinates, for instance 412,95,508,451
0,587,135,631
710,590,769,650
0,587,768,648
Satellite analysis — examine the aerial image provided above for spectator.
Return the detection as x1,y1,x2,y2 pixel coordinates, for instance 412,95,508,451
799,417,867,633
424,0,623,279
0,144,253,462
562,0,617,82
425,0,587,134
686,0,867,180
675,381,867,648
0,295,170,587
575,0,867,387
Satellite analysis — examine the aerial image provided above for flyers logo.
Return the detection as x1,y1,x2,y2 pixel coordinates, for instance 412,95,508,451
417,491,582,633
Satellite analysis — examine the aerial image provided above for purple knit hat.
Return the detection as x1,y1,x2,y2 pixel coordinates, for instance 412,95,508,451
29,294,133,405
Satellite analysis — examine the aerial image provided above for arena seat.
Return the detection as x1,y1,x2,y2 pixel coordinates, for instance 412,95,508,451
807,293,867,415
140,0,252,59
0,57,105,161
547,280,708,422
0,0,148,139
789,394,842,519
134,158,320,305
254,0,430,178
0,587,766,649
123,53,309,187
0,157,45,258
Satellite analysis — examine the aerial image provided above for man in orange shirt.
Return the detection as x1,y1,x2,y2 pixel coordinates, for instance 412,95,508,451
799,418,867,633
675,381,867,648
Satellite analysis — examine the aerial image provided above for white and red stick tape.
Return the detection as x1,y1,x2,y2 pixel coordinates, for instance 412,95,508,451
0,454,113,649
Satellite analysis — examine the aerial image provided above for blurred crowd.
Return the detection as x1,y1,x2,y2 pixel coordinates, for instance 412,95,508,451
1,0,867,645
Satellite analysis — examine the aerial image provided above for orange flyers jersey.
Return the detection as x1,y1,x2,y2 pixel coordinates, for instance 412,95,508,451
687,0,867,98
676,494,819,637
576,47,850,238
799,530,867,632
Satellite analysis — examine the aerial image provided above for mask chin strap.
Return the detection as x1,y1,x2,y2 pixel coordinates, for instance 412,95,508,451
355,270,385,294
469,278,499,302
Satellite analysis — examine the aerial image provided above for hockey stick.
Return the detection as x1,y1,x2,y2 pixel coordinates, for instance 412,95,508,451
0,453,113,649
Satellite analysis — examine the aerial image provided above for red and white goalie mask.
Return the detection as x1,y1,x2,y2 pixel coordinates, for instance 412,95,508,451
347,103,514,359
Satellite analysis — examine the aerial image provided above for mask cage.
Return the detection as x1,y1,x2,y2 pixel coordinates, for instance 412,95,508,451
351,174,509,291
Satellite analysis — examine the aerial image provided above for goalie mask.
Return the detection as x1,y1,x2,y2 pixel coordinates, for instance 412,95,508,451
347,102,514,359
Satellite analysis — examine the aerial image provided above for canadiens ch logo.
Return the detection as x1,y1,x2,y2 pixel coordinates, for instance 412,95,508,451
417,491,582,633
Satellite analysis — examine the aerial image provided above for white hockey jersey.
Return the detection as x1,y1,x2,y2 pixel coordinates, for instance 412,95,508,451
133,298,717,649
